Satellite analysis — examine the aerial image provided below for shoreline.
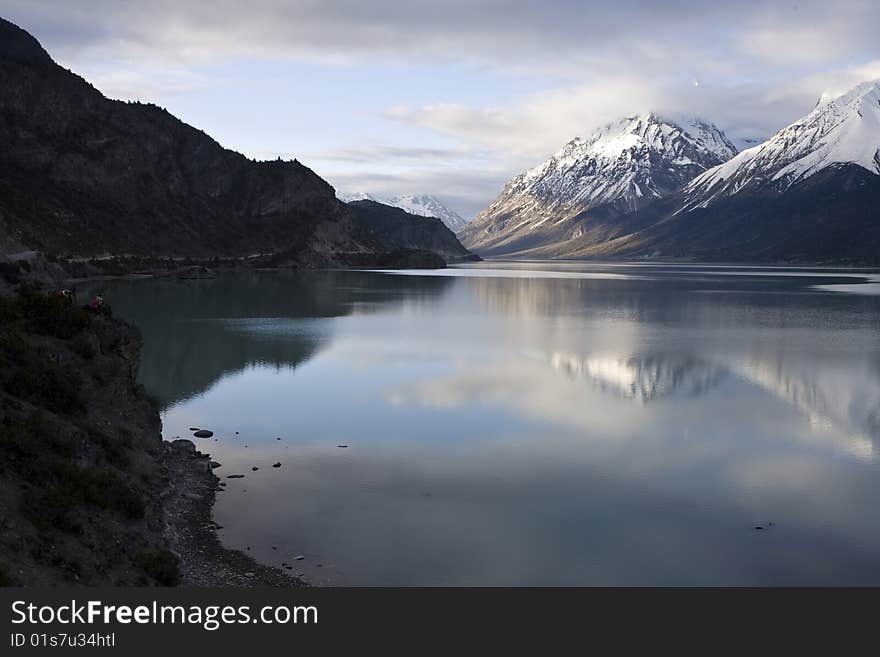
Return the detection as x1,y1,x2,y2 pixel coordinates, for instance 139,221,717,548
161,439,305,587
0,274,305,587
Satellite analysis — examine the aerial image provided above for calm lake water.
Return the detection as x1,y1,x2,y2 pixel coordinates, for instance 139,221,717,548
96,262,880,585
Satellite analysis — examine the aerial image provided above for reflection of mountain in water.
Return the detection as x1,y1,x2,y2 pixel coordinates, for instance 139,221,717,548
548,349,880,455
463,270,880,453
550,352,727,402
464,268,879,330
87,271,453,408
733,354,880,456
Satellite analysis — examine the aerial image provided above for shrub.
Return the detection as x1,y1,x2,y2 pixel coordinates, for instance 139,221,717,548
84,426,131,469
0,563,15,587
4,414,145,532
0,329,27,361
15,284,91,339
22,464,146,532
71,333,98,359
135,549,181,586
0,261,22,285
50,463,146,520
9,359,84,415
0,294,20,324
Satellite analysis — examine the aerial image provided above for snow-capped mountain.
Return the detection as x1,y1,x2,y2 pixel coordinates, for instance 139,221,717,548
338,192,468,232
459,114,737,256
683,79,880,209
554,79,880,263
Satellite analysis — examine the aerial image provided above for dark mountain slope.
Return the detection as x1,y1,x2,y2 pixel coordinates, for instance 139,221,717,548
348,200,480,263
0,18,418,266
561,164,880,264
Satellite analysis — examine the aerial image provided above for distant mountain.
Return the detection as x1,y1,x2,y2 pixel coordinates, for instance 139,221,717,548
347,201,479,263
459,114,738,256
558,80,880,264
0,18,442,268
339,192,468,232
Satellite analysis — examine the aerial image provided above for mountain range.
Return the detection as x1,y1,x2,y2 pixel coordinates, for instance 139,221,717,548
338,192,469,232
1,15,878,267
459,115,738,256
461,82,880,264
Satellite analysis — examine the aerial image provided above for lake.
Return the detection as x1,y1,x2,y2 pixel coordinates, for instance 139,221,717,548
94,262,880,585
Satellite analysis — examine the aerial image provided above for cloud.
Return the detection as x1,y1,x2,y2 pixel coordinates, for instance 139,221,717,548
303,144,490,165
3,0,878,216
323,168,512,219
387,60,880,163
85,69,214,103
5,0,878,74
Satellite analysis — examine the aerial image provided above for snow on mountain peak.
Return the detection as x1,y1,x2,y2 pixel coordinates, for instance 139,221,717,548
338,191,468,231
497,113,737,218
686,79,880,207
458,114,738,255
522,114,735,183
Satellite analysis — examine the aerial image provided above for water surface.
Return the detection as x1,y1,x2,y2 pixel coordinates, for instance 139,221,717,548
96,262,880,585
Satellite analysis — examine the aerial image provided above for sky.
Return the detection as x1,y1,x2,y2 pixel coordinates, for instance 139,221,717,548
2,0,879,218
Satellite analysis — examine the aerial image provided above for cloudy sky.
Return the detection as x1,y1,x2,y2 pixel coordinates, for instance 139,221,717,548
3,0,879,217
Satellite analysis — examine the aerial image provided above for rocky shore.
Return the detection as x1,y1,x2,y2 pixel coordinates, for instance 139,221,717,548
0,272,302,587
161,439,303,587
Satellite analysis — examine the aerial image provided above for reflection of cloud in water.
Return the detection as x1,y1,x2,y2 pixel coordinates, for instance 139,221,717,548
393,348,879,459
732,354,877,458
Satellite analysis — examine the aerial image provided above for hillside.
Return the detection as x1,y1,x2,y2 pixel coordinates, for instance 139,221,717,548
0,18,437,268
348,201,480,263
339,192,469,232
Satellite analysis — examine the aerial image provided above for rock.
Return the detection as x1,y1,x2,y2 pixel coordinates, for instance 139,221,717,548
188,427,200,431
170,439,196,453
176,265,216,280
294,555,305,561
244,572,254,578
193,429,213,438
252,466,259,471
226,474,245,479
210,461,222,469
272,462,281,468
338,445,348,448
